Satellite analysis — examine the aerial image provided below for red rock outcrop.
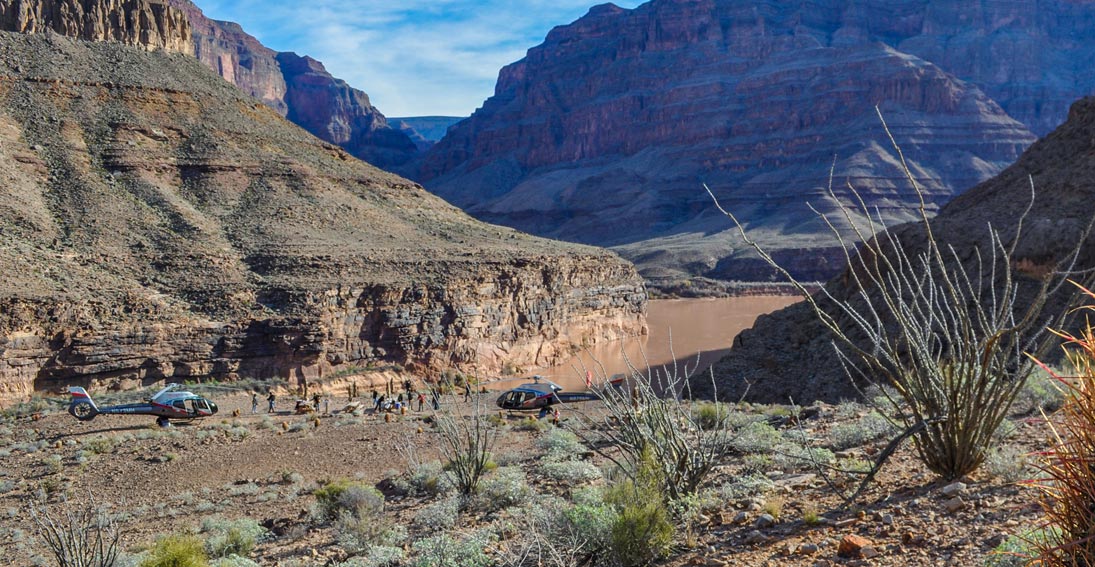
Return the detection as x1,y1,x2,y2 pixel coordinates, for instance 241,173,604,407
0,0,191,52
416,0,1095,287
163,0,417,170
0,31,646,406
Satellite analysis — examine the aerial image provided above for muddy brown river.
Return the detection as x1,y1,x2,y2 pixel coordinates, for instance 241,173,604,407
494,296,800,392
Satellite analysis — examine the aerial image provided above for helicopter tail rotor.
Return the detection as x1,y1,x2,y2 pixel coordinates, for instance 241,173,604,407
67,387,99,421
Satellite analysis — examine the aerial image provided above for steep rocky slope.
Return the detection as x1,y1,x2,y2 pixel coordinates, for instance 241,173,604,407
163,0,417,169
711,95,1095,403
0,28,646,406
417,0,1095,287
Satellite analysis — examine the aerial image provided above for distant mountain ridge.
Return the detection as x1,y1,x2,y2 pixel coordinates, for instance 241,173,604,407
393,116,465,152
415,0,1095,288
164,0,418,169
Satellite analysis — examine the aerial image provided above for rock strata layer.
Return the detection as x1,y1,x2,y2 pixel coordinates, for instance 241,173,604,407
416,0,1095,287
163,0,417,170
0,0,191,52
0,32,646,406
711,96,1095,403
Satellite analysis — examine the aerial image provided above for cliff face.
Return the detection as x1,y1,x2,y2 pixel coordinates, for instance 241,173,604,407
0,0,191,52
416,0,1095,287
277,53,417,169
0,31,646,405
163,0,417,170
711,96,1095,403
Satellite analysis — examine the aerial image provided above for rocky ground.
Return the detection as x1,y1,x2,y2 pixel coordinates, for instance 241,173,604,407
0,369,1057,567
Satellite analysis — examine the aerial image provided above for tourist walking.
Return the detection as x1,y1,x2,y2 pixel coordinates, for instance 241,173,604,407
464,382,472,402
251,393,258,414
266,392,276,413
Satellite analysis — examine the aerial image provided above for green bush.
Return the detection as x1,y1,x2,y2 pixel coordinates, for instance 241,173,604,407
412,531,494,567
539,460,602,483
730,421,782,454
140,535,209,567
605,447,674,567
471,466,530,513
201,517,266,558
692,401,729,430
536,428,586,460
314,479,384,522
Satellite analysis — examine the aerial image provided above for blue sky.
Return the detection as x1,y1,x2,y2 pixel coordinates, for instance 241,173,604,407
196,0,647,118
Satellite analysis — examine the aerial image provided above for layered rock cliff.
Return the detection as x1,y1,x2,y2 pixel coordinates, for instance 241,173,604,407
0,0,191,52
0,31,646,406
162,0,417,170
711,96,1095,403
416,0,1095,288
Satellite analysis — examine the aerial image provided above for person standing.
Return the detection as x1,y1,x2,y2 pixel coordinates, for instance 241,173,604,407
464,382,472,402
552,407,560,426
251,393,258,414
417,392,426,412
313,393,321,412
266,392,276,413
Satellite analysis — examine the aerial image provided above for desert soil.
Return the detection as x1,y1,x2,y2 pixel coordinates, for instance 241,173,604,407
0,378,1052,567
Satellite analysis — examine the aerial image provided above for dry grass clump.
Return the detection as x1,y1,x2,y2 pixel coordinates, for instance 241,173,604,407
1032,290,1095,566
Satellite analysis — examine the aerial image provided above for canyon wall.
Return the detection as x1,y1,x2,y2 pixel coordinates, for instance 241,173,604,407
416,0,1095,289
164,0,417,170
0,0,191,52
0,30,645,405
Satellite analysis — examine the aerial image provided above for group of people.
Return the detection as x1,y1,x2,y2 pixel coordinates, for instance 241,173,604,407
371,388,440,413
250,391,329,414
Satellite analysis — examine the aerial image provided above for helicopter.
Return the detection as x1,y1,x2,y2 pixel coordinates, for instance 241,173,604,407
495,375,621,411
68,383,219,427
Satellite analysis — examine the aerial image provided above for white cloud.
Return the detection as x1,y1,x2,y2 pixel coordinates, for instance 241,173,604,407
196,0,646,117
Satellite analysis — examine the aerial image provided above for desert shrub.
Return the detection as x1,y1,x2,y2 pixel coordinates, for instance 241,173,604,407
435,409,499,496
828,412,898,450
408,461,454,497
985,530,1053,567
537,428,586,460
692,401,730,430
227,483,259,497
336,515,405,556
1016,367,1066,415
314,479,385,523
412,530,494,567
41,454,64,475
984,444,1030,483
334,546,404,567
1031,304,1095,566
201,517,266,558
413,496,460,531
539,460,603,483
496,495,616,567
604,447,674,567
513,417,550,432
85,436,116,455
209,557,259,567
471,466,530,514
718,474,775,501
141,534,208,567
28,495,122,567
730,421,782,455
706,121,1091,480
771,443,834,473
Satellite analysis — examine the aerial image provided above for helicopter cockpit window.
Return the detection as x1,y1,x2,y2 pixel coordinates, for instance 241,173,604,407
172,400,186,410
192,399,210,413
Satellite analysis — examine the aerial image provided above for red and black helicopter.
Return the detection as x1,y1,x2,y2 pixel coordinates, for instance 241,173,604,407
68,383,218,427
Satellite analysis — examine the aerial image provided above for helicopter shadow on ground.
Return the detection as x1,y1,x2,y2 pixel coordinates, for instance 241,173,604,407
55,420,202,439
